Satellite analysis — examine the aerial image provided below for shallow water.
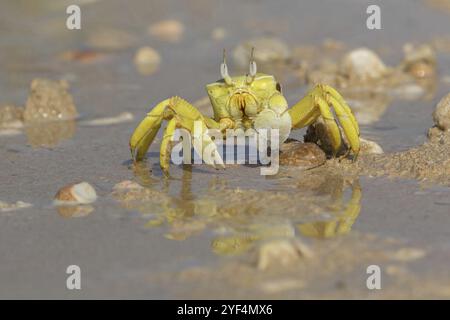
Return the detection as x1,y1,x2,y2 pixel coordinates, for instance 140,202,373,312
1,0,450,298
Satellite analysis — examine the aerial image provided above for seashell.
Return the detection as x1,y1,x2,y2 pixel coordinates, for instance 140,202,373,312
54,182,97,205
359,138,384,155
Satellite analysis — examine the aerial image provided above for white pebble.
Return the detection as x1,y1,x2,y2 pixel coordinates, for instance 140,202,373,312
341,48,387,80
256,239,313,271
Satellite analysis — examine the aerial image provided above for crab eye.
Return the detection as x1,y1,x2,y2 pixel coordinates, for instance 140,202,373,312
276,82,282,93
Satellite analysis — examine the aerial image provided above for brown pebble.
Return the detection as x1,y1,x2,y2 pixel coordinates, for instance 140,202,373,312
279,141,326,168
433,92,450,131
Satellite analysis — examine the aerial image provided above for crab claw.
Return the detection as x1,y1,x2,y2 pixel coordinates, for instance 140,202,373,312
254,108,292,148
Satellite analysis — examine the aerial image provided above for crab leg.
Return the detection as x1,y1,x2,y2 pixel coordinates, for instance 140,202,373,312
287,95,321,129
326,95,360,156
129,96,223,174
336,181,362,235
130,98,169,161
297,181,362,238
288,84,360,157
316,84,360,135
315,96,343,155
159,118,177,175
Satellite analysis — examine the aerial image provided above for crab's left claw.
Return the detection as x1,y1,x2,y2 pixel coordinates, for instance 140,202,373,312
288,84,360,158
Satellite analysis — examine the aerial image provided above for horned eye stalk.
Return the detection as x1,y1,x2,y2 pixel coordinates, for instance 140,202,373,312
220,49,234,86
220,48,258,86
247,47,257,84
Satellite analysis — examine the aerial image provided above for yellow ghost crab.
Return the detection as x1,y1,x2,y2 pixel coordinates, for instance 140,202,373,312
129,50,360,175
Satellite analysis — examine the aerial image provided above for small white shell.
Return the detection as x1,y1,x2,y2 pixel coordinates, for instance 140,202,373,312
54,182,97,205
359,138,384,155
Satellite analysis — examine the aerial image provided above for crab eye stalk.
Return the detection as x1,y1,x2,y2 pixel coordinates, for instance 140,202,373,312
220,49,233,86
246,47,257,84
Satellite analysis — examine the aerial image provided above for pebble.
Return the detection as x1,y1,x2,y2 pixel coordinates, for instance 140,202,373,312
359,138,384,155
60,50,107,64
134,47,161,75
407,61,435,79
403,43,436,66
0,200,32,212
340,48,387,81
211,27,227,41
24,79,78,122
256,238,313,271
279,141,326,168
54,182,97,205
0,105,24,129
433,92,450,130
148,19,184,43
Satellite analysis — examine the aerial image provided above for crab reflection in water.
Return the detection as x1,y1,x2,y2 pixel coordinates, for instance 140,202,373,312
112,162,362,255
